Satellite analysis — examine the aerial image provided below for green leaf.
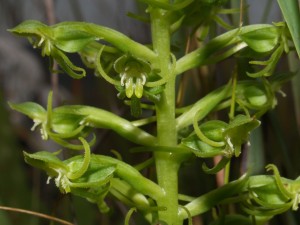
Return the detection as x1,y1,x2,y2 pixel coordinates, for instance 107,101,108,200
277,0,300,58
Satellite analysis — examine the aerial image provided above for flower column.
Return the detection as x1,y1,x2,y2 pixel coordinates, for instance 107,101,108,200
150,5,181,225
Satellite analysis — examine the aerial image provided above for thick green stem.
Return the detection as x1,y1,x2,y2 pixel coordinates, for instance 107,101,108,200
150,6,181,225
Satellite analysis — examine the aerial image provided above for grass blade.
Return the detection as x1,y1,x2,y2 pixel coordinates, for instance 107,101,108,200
277,0,300,58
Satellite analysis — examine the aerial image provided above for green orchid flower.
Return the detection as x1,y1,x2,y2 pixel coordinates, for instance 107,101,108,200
9,20,98,79
23,137,163,214
240,164,300,218
182,114,259,173
114,54,151,99
9,92,94,150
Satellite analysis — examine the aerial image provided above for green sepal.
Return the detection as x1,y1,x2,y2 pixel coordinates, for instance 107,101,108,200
52,23,97,53
181,133,224,158
67,158,115,188
23,151,67,177
50,111,87,137
8,20,51,37
198,120,227,142
243,85,268,108
223,115,260,156
8,20,52,55
69,167,115,188
239,27,279,53
8,102,46,121
114,54,151,74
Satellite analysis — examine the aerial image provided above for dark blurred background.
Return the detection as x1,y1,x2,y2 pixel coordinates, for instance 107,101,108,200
0,0,299,225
